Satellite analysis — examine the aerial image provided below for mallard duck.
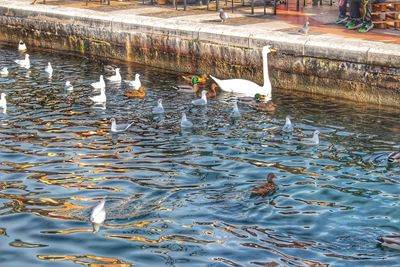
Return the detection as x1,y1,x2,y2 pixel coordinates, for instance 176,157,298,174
182,74,207,85
124,86,146,98
210,46,276,98
377,235,400,250
254,100,277,112
252,173,277,197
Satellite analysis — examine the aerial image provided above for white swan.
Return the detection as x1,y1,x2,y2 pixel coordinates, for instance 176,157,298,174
45,62,53,76
210,46,276,98
124,73,141,90
107,68,121,82
89,87,106,103
65,81,73,91
18,40,27,51
14,54,30,68
152,99,165,114
91,75,105,89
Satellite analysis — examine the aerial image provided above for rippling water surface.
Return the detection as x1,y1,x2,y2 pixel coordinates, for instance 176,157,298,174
0,43,400,266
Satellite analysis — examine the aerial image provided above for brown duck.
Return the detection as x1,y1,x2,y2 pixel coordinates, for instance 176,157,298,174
195,83,219,99
254,100,277,112
377,235,400,250
124,86,146,98
251,173,277,197
182,74,208,85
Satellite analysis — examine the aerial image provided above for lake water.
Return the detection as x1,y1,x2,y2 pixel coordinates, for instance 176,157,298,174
0,43,400,266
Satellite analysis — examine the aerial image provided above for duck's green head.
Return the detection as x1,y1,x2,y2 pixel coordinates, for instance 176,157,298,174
254,93,266,102
192,77,199,85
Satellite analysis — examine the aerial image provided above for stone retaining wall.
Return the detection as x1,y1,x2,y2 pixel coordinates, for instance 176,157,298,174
0,4,399,106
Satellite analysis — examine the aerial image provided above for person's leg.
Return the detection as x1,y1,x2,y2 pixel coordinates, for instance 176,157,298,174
336,0,349,24
359,0,374,32
346,0,364,29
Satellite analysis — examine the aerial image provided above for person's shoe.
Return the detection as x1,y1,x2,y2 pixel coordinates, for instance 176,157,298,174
358,21,374,33
346,19,363,30
335,16,348,24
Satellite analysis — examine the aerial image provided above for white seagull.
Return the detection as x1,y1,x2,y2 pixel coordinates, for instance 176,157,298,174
91,75,106,89
0,67,8,76
89,87,106,103
124,73,141,90
14,54,30,68
302,130,320,145
18,40,27,51
45,62,53,76
90,199,106,232
181,113,193,128
110,118,134,133
210,46,276,98
152,99,165,114
64,81,73,91
282,116,294,133
231,101,241,118
192,90,207,106
107,67,121,82
219,9,228,23
0,93,6,110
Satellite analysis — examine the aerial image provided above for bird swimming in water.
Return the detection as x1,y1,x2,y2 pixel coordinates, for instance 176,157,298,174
231,101,241,118
14,54,30,68
298,21,310,35
302,130,320,145
107,67,121,82
219,9,228,23
181,112,193,129
90,199,106,232
182,74,208,85
124,86,145,98
192,90,207,106
0,92,7,113
18,40,27,51
91,75,105,89
388,152,400,163
152,99,165,114
195,83,218,99
251,173,277,197
282,116,294,133
64,81,73,91
89,87,106,104
110,118,134,133
124,73,141,90
0,67,8,76
377,235,400,250
45,62,53,76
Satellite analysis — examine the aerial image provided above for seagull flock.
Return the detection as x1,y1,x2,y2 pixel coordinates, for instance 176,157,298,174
1,41,399,236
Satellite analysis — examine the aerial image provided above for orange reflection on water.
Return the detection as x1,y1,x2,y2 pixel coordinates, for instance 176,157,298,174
106,234,216,245
37,254,132,267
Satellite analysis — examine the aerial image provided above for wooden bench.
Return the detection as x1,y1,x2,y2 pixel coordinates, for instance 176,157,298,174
372,0,400,29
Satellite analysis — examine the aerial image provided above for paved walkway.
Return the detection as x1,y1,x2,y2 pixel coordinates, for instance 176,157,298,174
32,0,400,44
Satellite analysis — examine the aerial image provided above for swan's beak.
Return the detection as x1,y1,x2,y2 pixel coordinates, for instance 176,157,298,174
270,48,277,53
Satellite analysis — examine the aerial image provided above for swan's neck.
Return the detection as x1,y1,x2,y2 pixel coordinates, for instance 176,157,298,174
262,52,270,89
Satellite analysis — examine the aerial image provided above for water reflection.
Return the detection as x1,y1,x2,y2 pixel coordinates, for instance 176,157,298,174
0,43,399,266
